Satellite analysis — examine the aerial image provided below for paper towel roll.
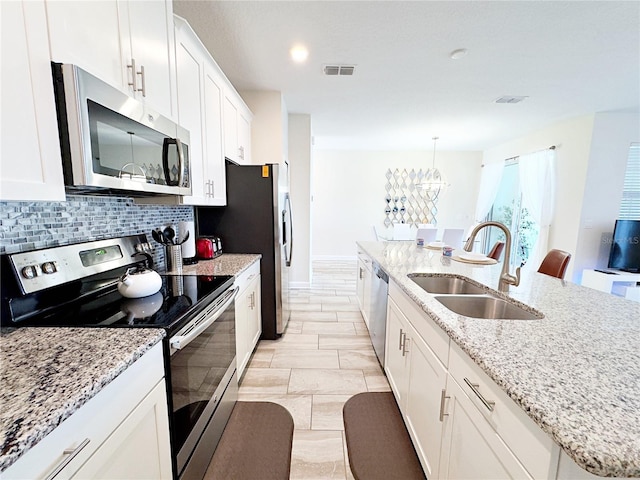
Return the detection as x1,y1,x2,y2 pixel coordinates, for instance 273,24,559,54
178,221,197,262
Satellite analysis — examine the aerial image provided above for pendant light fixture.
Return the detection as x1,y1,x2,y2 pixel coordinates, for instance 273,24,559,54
419,136,447,197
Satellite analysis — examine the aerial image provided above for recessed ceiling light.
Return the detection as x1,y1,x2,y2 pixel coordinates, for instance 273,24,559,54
290,45,309,63
450,48,468,60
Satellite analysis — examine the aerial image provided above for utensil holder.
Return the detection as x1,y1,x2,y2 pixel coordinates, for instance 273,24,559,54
165,244,183,273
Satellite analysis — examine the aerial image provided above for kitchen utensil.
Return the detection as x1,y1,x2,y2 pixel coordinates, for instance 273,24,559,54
117,252,162,298
177,230,190,245
163,226,176,245
165,244,183,273
151,229,164,244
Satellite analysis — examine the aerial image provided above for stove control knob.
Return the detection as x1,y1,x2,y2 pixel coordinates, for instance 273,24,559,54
41,261,57,274
21,265,38,279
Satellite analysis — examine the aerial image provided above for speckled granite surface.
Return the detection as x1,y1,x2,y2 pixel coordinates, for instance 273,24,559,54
163,253,261,277
358,241,640,477
0,328,165,473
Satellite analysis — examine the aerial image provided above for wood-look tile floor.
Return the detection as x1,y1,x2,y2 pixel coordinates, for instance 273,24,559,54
239,259,390,480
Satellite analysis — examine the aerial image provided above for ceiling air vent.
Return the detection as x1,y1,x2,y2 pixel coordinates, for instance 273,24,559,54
495,96,528,104
323,65,355,76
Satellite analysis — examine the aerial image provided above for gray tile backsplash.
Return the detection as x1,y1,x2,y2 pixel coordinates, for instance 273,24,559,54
0,194,193,268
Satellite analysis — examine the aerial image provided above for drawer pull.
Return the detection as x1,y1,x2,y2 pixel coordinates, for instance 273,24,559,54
402,337,410,357
464,378,495,412
45,438,90,480
399,329,406,351
439,389,450,422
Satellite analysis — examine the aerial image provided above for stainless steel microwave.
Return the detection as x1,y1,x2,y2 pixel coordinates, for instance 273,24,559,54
52,63,191,196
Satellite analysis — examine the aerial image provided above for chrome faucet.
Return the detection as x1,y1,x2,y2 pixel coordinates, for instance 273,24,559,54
463,221,521,292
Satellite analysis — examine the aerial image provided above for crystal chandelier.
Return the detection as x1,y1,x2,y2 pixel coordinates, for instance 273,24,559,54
419,136,448,197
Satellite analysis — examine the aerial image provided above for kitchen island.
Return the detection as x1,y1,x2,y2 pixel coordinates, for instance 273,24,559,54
357,241,640,478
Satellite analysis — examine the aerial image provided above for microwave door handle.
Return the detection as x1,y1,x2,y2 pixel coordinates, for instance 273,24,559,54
162,138,184,186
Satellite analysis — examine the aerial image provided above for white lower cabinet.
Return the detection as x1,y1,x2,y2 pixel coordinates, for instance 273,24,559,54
438,376,530,479
356,251,373,327
386,279,559,480
235,261,262,378
2,343,172,480
385,296,447,478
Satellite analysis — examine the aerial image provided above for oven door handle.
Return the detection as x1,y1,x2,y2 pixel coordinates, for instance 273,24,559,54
170,286,239,352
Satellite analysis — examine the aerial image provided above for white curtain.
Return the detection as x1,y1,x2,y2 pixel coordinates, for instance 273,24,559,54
474,162,505,222
519,149,557,270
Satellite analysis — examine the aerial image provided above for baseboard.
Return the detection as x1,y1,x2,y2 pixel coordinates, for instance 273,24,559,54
312,255,357,262
290,281,311,289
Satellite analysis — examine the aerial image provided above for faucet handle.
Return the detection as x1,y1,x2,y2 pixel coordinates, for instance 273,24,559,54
501,266,521,287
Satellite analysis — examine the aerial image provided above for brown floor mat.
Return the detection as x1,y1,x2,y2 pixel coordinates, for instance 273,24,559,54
343,392,426,480
204,401,294,480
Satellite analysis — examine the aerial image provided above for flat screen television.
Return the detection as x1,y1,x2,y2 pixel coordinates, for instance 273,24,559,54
607,219,640,273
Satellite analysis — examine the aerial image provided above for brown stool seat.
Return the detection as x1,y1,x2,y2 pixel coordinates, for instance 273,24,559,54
488,241,505,261
538,249,571,279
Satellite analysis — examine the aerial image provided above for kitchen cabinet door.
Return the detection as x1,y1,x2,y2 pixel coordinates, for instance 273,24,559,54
235,262,262,378
439,376,532,480
1,0,65,201
356,251,373,327
223,90,252,165
173,16,226,207
71,381,172,479
46,0,176,119
202,62,226,205
404,326,447,479
385,298,410,407
124,0,176,118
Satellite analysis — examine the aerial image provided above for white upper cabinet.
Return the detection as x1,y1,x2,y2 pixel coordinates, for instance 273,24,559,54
46,0,177,119
173,16,226,206
224,91,253,165
0,0,65,201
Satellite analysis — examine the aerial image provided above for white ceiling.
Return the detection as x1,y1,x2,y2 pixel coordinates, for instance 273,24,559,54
173,1,640,151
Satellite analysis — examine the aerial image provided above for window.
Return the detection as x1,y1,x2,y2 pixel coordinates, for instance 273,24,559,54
485,159,539,266
619,143,640,220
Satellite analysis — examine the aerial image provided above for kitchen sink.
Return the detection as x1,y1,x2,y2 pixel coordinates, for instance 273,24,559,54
434,295,543,320
408,274,487,295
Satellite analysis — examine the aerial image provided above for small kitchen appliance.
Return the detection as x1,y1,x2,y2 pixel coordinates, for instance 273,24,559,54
196,236,222,260
0,234,237,480
51,63,191,197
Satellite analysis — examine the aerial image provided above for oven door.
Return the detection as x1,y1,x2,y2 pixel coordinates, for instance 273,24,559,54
168,286,238,478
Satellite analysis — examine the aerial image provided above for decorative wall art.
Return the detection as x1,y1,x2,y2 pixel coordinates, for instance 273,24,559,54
384,168,441,227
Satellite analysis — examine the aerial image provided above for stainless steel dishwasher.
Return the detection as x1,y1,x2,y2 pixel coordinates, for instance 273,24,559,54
369,262,389,367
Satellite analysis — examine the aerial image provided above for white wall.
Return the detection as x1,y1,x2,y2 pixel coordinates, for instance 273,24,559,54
574,112,640,282
289,114,313,287
240,90,288,165
483,112,639,283
312,150,482,258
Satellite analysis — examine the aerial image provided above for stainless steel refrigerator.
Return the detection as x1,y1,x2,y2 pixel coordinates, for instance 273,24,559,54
196,161,292,339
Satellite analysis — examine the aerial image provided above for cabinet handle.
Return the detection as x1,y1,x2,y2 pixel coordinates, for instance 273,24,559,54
137,64,146,97
402,337,410,357
464,378,495,412
398,329,405,350
239,145,244,160
439,389,450,422
127,58,138,92
45,438,90,480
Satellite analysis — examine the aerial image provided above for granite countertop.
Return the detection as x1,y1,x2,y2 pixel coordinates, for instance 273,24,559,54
357,241,640,478
0,327,165,473
163,253,261,277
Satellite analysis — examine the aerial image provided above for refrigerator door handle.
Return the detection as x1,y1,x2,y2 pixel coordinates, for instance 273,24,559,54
283,193,293,267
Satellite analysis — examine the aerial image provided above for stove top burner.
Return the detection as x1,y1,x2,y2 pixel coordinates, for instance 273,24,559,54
3,274,234,333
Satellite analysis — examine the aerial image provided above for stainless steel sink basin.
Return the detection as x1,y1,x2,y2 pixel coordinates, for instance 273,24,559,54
434,295,543,320
409,274,487,295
